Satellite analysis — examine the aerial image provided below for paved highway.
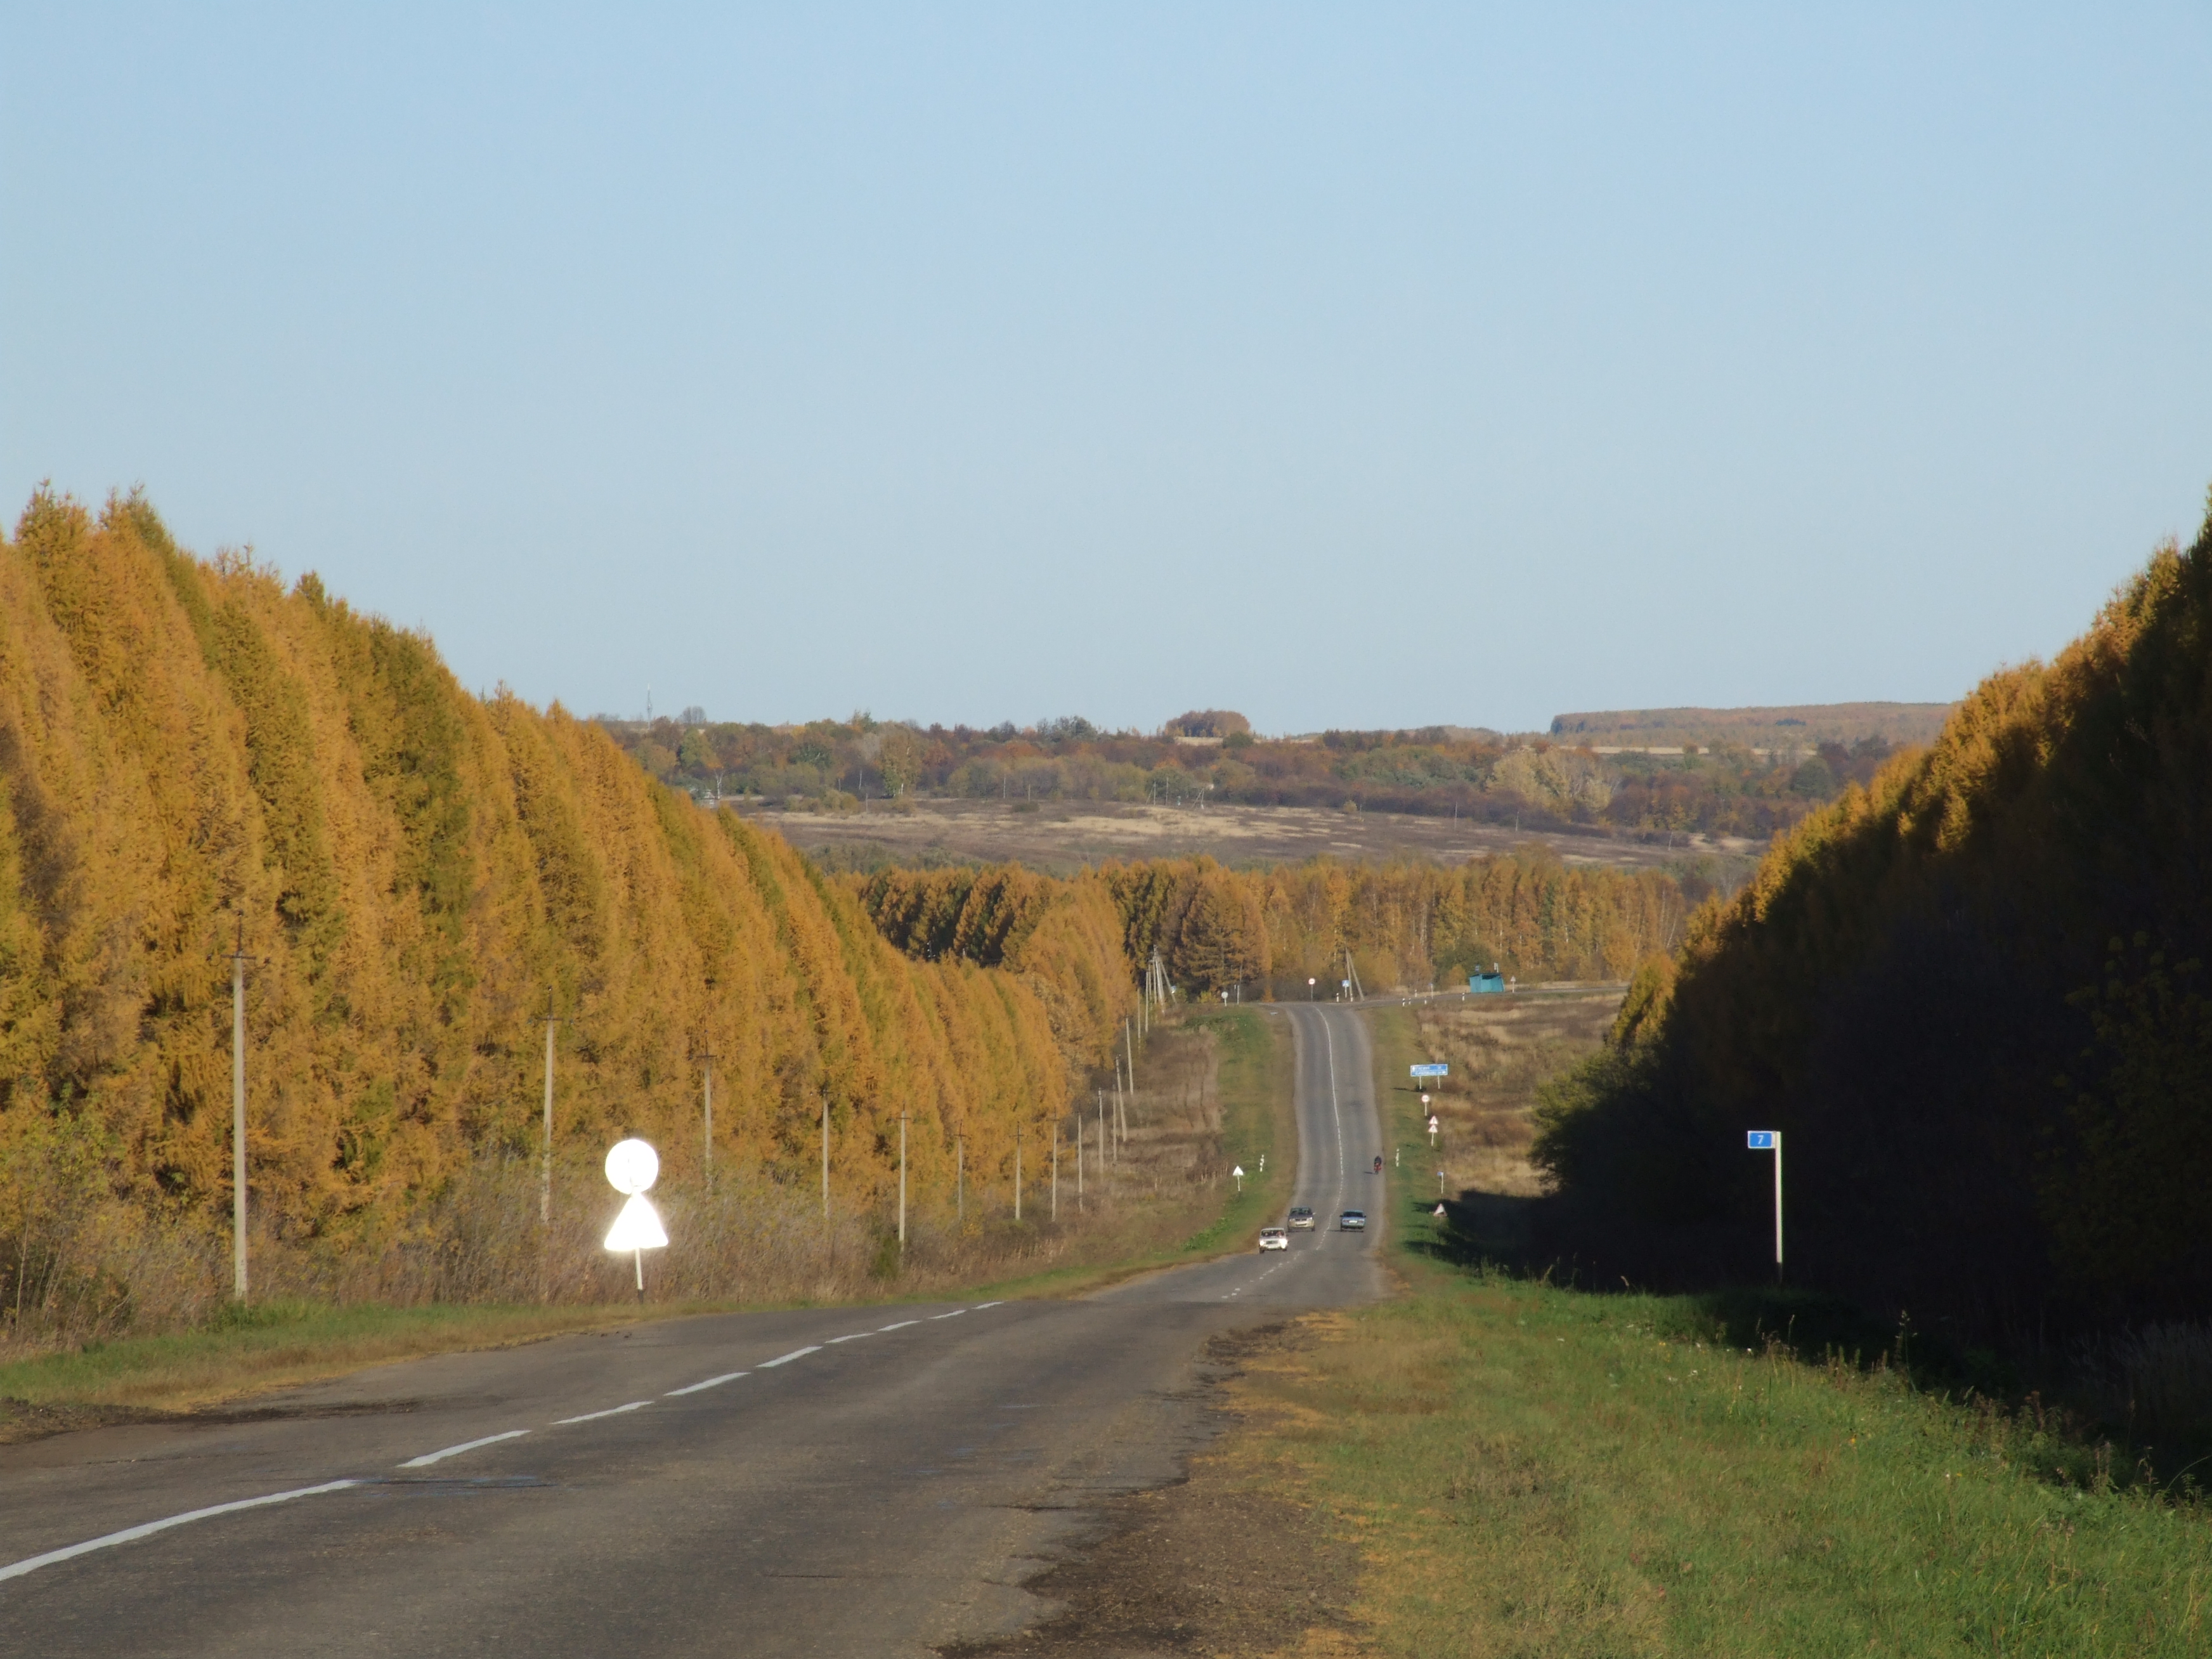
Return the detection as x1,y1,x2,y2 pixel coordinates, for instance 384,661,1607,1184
0,1005,1384,1656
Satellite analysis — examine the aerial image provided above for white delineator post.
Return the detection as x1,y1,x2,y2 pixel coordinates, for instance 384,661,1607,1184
1748,1131,1783,1284
603,1138,668,1302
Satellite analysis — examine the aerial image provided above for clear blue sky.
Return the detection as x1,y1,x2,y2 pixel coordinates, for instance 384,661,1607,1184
6,5,2209,735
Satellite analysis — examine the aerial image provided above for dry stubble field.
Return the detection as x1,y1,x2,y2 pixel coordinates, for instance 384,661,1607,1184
736,797,1751,875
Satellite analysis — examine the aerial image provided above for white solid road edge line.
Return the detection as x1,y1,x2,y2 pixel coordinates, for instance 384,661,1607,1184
665,1372,748,1396
398,1429,530,1468
0,1480,366,1585
757,1346,821,1369
552,1400,652,1425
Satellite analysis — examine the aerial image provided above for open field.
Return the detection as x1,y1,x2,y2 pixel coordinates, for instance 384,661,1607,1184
1400,991,1623,1197
1552,700,1956,751
0,1008,1292,1432
734,797,1757,875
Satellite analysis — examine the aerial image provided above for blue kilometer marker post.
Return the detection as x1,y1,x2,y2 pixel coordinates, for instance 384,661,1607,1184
1747,1131,1783,1284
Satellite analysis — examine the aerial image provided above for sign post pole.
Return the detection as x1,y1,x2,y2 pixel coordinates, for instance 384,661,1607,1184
1747,1131,1783,1284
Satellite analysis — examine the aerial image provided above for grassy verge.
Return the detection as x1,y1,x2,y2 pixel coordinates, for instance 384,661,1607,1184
0,1301,660,1424
0,1008,1296,1429
960,1005,1297,1300
1206,1008,2212,1655
1232,1265,2210,1655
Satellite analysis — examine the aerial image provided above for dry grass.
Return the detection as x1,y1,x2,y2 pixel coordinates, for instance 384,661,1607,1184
746,797,1748,877
1403,993,1622,1197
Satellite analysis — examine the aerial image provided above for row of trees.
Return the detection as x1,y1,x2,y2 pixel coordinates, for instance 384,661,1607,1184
1533,509,2212,1339
599,710,1893,840
859,850,1693,1001
0,493,1093,1294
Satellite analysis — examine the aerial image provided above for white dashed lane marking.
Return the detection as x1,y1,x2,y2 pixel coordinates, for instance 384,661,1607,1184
553,1400,651,1425
665,1372,747,1396
0,1481,366,1585
0,1302,1013,1587
398,1430,530,1467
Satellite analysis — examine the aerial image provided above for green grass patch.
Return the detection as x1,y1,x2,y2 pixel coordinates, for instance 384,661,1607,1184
1240,1266,2211,1656
963,1005,1297,1299
1216,1008,2212,1653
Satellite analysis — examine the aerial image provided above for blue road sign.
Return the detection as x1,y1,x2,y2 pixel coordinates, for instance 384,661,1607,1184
1410,1064,1449,1078
1747,1131,1777,1149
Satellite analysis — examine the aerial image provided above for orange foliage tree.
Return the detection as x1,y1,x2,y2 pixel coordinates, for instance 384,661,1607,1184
0,491,1067,1259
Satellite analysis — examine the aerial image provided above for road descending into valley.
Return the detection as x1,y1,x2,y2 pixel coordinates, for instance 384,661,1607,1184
0,1005,1385,1657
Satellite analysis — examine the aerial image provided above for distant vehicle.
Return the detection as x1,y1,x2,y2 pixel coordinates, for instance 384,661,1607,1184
1258,1227,1289,1252
1286,1206,1315,1230
1339,1209,1367,1231
1372,1155,1383,1174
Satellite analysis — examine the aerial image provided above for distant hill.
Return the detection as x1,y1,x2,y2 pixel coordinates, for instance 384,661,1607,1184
1548,702,1955,751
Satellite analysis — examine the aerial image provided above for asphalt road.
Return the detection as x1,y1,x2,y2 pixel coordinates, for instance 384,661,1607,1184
0,1005,1385,1657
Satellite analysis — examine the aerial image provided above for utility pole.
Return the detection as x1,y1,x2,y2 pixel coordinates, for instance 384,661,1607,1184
898,1115,908,1252
227,920,251,1301
540,1005,560,1225
692,1048,718,1184
1096,1091,1107,1190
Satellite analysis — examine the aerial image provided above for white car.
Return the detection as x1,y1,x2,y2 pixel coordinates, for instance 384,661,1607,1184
1286,1206,1315,1230
1337,1210,1367,1231
1258,1227,1289,1251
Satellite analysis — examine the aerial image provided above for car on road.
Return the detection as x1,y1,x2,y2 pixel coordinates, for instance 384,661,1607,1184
1286,1206,1315,1230
1338,1209,1367,1231
1258,1227,1289,1251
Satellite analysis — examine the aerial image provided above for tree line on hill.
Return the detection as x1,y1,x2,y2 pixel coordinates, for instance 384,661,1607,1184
856,849,1692,1000
0,490,1702,1335
594,708,1898,842
0,491,1107,1322
1532,505,2212,1345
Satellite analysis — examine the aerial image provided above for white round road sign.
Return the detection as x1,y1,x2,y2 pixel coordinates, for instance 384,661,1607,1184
605,1138,660,1195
